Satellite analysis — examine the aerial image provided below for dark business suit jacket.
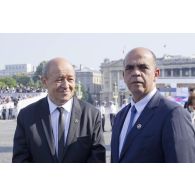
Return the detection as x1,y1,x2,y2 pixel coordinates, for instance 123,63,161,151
111,91,195,163
12,96,106,163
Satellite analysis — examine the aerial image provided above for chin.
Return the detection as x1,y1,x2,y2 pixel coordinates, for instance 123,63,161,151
62,93,74,100
131,87,144,93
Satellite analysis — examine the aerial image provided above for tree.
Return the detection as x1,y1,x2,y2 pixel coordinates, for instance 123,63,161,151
33,61,47,82
76,84,94,104
0,81,6,88
29,77,35,87
86,88,94,104
81,85,87,100
13,74,31,86
0,77,17,87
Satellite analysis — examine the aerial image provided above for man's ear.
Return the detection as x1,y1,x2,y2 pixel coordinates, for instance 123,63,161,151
154,68,160,82
41,76,47,88
155,68,160,77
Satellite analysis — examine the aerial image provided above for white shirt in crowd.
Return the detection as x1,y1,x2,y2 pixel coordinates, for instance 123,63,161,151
110,103,117,114
99,105,106,118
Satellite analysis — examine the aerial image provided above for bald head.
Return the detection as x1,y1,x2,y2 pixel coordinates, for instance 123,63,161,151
123,47,160,102
41,57,76,105
124,47,157,67
42,57,75,77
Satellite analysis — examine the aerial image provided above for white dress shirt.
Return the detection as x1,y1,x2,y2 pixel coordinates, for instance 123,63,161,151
99,105,106,118
110,104,117,114
47,96,73,155
119,88,157,156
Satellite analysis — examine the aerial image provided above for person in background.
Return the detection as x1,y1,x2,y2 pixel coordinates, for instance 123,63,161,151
8,106,13,119
99,102,106,132
109,101,117,128
186,94,195,128
120,99,129,110
12,57,106,163
184,87,195,109
2,107,6,120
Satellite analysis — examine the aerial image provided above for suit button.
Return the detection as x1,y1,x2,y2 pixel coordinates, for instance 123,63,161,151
137,124,142,129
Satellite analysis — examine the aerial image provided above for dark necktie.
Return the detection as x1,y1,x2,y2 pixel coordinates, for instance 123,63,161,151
126,105,137,135
57,107,65,162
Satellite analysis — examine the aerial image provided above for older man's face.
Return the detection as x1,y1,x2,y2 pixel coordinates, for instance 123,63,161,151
123,48,160,102
42,59,76,106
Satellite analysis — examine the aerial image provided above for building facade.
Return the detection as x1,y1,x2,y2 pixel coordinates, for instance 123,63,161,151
75,65,102,103
100,55,195,106
0,64,35,77
100,58,130,107
156,55,195,89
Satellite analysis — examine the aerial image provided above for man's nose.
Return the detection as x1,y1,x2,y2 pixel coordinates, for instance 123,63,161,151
131,67,141,76
60,79,69,87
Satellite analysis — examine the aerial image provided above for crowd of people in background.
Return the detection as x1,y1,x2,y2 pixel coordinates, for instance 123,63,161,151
0,86,47,120
96,100,126,131
0,85,46,94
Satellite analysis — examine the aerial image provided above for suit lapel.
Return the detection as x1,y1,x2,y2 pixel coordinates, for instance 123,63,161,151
39,97,58,161
63,97,81,158
119,92,161,161
112,104,131,162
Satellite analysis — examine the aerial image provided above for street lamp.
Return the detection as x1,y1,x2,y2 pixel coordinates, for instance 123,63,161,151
113,82,118,107
77,81,82,99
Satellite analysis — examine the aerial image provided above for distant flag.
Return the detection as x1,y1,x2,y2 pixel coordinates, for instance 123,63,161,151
122,46,126,55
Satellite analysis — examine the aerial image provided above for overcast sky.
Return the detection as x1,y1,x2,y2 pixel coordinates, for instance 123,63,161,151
1,33,195,70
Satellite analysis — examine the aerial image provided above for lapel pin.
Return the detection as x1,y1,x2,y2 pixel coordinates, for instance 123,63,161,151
137,124,142,129
74,119,79,123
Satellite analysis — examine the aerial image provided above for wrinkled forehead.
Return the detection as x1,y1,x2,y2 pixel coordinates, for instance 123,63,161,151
48,61,75,76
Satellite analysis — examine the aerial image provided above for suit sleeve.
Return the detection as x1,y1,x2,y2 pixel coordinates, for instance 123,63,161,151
162,106,195,163
87,110,106,163
12,111,31,162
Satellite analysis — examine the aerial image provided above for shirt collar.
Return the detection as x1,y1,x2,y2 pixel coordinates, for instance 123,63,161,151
47,96,73,114
131,88,157,114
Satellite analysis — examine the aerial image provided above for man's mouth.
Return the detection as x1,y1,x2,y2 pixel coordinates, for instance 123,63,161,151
59,90,70,94
131,81,143,84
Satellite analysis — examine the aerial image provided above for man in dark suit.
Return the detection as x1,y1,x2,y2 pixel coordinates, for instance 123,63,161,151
111,47,195,163
12,57,105,163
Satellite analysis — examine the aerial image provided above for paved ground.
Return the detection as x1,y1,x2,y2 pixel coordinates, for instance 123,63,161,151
0,120,15,163
0,112,112,163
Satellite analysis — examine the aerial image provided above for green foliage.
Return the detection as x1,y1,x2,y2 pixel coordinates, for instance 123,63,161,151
0,81,6,88
29,77,35,87
0,60,49,89
86,90,94,104
13,75,31,86
80,84,87,100
33,61,47,82
0,77,17,87
75,83,94,104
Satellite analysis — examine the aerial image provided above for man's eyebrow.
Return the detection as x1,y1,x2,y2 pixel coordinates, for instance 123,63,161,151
125,64,146,67
125,63,149,66
125,64,134,67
